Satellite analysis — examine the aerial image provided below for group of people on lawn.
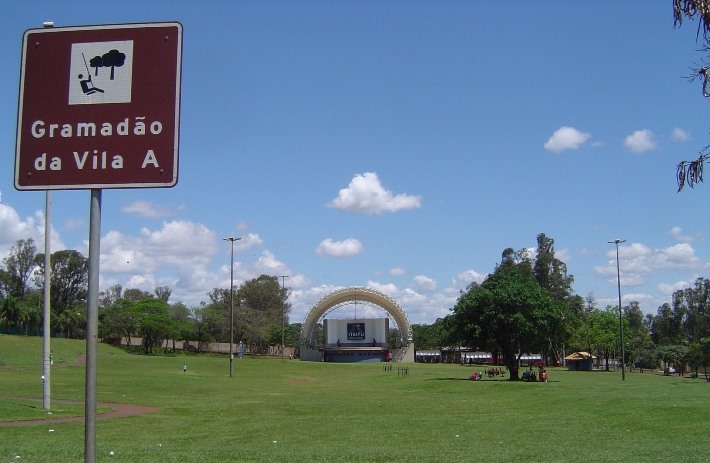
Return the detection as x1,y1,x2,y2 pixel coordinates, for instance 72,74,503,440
470,364,547,381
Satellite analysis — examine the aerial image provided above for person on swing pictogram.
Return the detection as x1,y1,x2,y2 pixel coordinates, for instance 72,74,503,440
78,53,104,95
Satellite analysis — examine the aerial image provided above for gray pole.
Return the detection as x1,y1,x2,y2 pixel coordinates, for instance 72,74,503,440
609,239,626,381
42,190,51,411
41,20,53,413
224,237,240,377
85,189,102,462
280,275,288,360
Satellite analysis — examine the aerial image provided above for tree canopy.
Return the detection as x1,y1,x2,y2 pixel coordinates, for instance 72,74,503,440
450,262,561,380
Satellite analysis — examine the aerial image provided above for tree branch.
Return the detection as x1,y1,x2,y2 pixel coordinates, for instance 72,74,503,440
677,151,709,191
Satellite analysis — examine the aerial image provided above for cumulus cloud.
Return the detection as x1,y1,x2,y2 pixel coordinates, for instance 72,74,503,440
413,274,437,292
122,200,178,218
139,220,219,264
452,269,487,291
316,238,363,257
593,241,704,286
0,202,64,257
670,226,693,243
328,172,422,214
671,128,690,142
658,279,696,295
543,126,591,153
624,129,657,152
389,267,406,276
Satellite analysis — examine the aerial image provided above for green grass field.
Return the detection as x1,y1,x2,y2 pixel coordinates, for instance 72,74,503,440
1,335,709,463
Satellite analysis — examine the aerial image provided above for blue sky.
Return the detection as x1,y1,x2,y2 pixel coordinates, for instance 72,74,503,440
1,1,709,325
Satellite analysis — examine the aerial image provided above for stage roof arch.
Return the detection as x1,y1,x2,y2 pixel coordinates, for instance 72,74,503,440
300,287,413,347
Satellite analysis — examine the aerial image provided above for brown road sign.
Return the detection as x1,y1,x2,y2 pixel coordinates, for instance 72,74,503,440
15,22,182,190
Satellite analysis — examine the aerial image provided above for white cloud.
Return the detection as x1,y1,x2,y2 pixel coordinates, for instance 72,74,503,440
451,269,487,291
624,129,657,152
0,202,64,257
122,200,177,218
413,274,437,292
543,126,591,153
139,220,219,265
658,279,696,296
316,238,363,257
328,172,422,214
389,267,406,276
670,226,693,243
671,128,691,142
593,242,704,287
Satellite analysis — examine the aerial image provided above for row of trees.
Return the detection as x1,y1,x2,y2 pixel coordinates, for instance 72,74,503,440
412,234,710,379
0,238,297,354
2,233,709,376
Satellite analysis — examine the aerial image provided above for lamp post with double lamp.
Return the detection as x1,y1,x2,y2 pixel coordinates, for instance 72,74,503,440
608,239,626,381
224,237,241,378
280,275,288,359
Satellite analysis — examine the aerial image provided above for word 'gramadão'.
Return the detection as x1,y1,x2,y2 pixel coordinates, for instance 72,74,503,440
30,117,163,138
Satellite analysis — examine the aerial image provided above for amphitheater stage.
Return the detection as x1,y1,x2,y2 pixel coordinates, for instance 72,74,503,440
323,346,391,363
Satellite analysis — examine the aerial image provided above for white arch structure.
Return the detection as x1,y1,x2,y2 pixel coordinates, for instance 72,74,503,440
300,287,414,363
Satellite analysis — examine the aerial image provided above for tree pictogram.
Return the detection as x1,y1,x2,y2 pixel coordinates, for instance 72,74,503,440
101,49,126,80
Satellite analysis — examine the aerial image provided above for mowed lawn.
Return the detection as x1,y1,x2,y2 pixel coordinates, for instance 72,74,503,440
1,336,709,463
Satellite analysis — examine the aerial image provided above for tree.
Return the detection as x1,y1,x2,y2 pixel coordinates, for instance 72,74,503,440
167,301,192,350
134,298,174,354
687,339,710,378
673,1,710,190
625,301,647,337
656,344,688,375
650,303,685,345
101,49,126,80
99,284,123,308
235,275,290,353
412,319,449,350
99,298,139,345
678,277,710,344
450,264,561,380
587,308,621,371
33,250,88,330
0,239,37,299
123,288,153,302
155,286,172,303
89,55,103,76
532,233,581,366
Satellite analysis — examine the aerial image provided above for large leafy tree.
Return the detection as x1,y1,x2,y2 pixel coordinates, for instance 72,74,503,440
532,233,583,365
235,275,290,353
412,318,449,350
587,308,621,371
0,239,37,299
678,277,710,344
450,263,561,380
33,249,88,329
134,298,174,354
99,298,140,346
651,302,686,345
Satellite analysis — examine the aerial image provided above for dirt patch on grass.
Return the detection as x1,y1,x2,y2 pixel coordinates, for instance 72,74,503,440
0,398,158,427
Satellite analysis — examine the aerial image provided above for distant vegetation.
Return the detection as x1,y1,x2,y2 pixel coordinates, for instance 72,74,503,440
1,233,709,376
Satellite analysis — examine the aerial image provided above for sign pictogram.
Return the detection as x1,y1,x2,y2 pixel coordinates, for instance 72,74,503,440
15,22,182,190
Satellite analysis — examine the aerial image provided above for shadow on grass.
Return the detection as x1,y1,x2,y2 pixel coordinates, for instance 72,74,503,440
428,377,560,383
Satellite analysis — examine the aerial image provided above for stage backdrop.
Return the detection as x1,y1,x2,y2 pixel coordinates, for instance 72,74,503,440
324,318,389,345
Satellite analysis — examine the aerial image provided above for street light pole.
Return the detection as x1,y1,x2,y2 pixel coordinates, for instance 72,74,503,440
280,275,288,360
224,237,241,378
608,239,627,381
